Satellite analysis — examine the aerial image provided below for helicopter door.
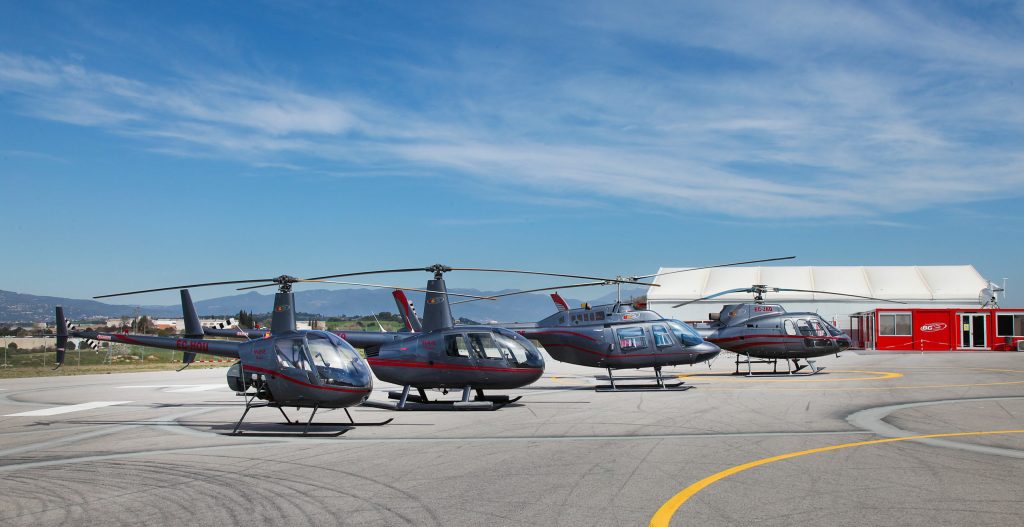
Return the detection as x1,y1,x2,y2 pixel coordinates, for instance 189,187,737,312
443,333,475,382
275,337,319,386
467,333,507,362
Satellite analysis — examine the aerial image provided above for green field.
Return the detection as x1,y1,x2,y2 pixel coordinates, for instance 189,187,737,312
0,346,232,379
326,320,406,332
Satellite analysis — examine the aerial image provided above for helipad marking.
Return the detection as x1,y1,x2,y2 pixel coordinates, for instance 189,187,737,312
4,401,133,417
649,429,1024,527
677,370,902,383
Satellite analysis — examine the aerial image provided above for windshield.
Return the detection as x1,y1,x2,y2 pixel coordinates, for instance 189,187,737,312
275,332,367,387
307,332,358,369
822,320,845,337
494,329,544,367
668,320,704,347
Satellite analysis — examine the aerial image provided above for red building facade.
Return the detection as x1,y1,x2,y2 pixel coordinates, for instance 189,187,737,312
850,308,1024,352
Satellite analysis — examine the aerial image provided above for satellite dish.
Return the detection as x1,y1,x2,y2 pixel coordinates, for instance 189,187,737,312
979,287,995,307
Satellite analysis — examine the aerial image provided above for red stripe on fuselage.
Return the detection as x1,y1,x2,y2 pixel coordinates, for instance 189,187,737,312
367,358,541,374
529,330,598,342
710,334,846,344
544,342,694,360
242,365,371,394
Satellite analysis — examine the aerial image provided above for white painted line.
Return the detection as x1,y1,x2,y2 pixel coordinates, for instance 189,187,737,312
116,384,224,393
4,401,133,417
167,385,225,393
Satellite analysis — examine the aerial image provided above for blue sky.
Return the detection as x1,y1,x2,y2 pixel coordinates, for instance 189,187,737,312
1,1,1022,305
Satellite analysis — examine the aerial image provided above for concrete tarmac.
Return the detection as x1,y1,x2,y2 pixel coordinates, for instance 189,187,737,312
1,351,1022,526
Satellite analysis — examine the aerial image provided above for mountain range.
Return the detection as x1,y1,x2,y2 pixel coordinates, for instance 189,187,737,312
0,286,649,324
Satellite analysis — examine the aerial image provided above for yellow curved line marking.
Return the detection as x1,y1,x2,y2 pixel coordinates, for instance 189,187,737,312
650,429,1024,527
677,370,902,383
702,379,1024,392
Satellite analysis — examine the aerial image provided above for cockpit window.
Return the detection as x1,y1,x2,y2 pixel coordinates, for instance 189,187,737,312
822,320,844,336
493,333,528,365
445,334,470,357
307,333,356,369
276,337,311,371
784,319,796,335
468,333,503,359
652,325,673,347
667,320,704,347
276,333,360,374
796,319,814,336
808,320,827,337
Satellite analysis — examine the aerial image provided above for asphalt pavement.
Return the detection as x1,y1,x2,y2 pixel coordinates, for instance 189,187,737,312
1,351,1022,526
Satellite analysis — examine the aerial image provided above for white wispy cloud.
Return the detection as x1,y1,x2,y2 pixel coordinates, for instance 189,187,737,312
1,1,1023,219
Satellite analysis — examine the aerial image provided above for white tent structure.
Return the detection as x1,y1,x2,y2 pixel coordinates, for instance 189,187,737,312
646,265,992,329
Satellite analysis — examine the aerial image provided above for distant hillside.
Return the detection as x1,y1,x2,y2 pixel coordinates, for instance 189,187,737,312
0,286,649,324
0,290,178,322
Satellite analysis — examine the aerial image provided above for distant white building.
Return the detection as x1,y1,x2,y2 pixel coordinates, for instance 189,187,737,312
646,265,994,330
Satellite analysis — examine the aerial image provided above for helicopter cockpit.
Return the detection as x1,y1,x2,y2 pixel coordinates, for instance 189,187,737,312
275,331,372,388
443,329,545,368
667,320,705,347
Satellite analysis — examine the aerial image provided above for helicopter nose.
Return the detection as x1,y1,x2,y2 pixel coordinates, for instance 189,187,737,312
694,341,721,363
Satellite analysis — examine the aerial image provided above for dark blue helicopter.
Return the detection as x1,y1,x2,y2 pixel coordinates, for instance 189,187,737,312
56,276,384,435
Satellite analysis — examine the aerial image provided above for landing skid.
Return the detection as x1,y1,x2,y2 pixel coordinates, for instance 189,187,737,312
280,408,394,427
733,355,825,377
366,386,521,411
227,392,369,436
595,367,693,392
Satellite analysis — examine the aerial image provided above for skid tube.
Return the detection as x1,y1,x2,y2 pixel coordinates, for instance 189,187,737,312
733,354,824,376
595,366,693,392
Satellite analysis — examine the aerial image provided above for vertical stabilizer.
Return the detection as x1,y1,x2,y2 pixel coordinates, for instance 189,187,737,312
179,289,202,365
421,278,454,332
392,289,423,332
550,293,570,312
54,306,68,370
271,292,297,333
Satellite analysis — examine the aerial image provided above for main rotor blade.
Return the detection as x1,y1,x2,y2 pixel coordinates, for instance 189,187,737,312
95,279,277,299
450,280,656,305
671,288,756,308
632,256,797,281
236,267,438,291
304,267,433,281
298,279,497,300
445,267,647,285
770,287,907,304
235,265,651,291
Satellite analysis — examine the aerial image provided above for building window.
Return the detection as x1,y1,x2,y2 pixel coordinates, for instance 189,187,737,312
879,313,912,336
996,314,1024,337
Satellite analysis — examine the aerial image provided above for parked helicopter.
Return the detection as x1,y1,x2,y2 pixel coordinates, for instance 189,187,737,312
411,257,799,390
675,284,904,375
202,265,553,410
465,294,719,391
57,276,389,435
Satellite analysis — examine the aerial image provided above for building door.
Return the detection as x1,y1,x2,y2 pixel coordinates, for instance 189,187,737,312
959,313,987,349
